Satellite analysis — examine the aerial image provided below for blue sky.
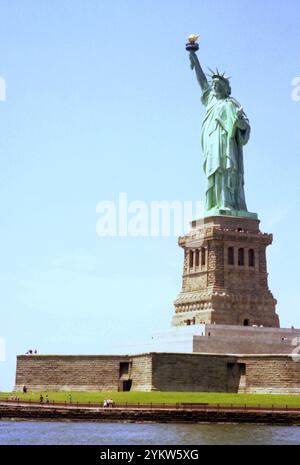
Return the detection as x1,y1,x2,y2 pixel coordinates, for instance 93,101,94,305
0,0,299,390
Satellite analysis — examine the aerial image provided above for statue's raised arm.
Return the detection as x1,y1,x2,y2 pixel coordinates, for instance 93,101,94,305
189,50,209,93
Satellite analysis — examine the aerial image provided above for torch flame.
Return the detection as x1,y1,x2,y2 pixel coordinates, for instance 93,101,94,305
188,34,199,43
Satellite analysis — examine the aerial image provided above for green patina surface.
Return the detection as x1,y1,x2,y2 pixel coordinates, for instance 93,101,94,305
188,46,257,219
2,391,300,407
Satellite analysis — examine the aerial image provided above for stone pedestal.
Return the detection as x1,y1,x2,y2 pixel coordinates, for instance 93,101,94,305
172,215,279,327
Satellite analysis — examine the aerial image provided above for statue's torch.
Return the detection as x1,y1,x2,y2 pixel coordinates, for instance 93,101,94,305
185,34,199,52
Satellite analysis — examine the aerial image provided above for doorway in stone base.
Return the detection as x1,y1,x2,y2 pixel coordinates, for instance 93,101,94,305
243,319,250,326
118,362,132,391
121,380,132,392
227,362,246,392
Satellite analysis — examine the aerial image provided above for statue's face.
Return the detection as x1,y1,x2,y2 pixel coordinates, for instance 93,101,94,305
212,78,228,99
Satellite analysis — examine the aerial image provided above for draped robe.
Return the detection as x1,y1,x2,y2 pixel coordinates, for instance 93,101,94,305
201,86,250,212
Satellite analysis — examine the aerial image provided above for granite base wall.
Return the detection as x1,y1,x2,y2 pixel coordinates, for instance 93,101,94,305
14,352,300,395
15,355,153,392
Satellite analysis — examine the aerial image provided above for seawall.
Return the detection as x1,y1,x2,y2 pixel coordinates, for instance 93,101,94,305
1,403,300,425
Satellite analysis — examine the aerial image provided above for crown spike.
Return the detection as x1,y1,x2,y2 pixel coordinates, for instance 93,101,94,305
207,67,215,78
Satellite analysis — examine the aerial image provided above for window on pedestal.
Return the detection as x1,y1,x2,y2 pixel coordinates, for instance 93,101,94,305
248,249,255,267
238,248,244,266
189,250,194,268
228,247,234,265
201,248,206,266
195,249,200,267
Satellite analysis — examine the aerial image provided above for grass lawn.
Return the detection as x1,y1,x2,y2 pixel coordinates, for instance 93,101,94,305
1,391,300,407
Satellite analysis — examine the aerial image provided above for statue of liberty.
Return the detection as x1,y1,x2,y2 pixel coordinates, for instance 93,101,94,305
188,37,252,216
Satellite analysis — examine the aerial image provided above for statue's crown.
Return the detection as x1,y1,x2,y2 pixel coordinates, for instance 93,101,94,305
208,68,230,84
208,68,231,95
